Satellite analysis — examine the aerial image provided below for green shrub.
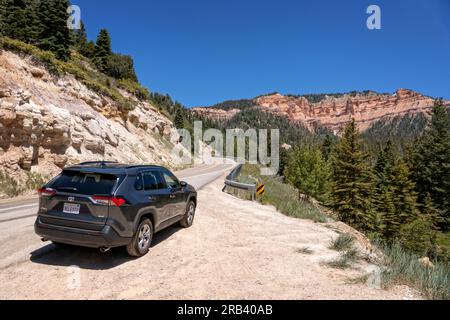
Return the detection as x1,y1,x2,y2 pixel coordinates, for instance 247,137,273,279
329,234,355,251
326,248,361,269
0,171,23,197
24,171,46,191
3,37,61,75
3,37,137,113
238,164,327,223
399,217,438,257
376,241,450,300
105,53,138,81
118,79,150,101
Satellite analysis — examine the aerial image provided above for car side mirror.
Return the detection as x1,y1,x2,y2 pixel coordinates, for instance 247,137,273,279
180,181,188,188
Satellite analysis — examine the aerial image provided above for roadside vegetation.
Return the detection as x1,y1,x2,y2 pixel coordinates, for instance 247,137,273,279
329,234,355,251
326,234,362,269
233,101,450,299
0,171,46,198
0,0,190,123
237,164,327,223
375,242,449,300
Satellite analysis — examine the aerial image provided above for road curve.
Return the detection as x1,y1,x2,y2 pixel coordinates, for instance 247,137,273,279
0,163,233,226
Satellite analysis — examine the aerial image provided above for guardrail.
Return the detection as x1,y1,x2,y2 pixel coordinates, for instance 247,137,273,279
223,164,257,201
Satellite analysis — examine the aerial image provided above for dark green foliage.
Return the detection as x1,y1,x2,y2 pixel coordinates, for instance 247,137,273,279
174,108,185,129
73,20,88,53
278,147,289,176
2,0,40,44
94,29,112,71
386,159,419,237
412,101,450,231
372,140,396,236
321,134,336,161
329,234,355,251
37,0,71,60
150,92,174,112
363,113,429,157
0,0,5,24
105,53,138,81
330,120,375,232
81,40,96,59
209,98,254,110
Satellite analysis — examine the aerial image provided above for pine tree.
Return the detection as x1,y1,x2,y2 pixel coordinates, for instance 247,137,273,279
421,193,441,231
330,120,375,231
3,0,28,42
412,100,450,231
278,147,289,177
0,0,6,37
321,134,334,161
384,159,419,240
74,20,88,53
174,108,185,129
82,40,96,59
372,140,396,235
37,0,72,60
1,0,41,44
94,29,112,71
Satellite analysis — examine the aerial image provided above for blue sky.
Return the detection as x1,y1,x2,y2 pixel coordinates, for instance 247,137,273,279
74,0,450,107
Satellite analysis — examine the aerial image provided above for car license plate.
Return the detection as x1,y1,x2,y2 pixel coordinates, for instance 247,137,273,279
63,203,80,215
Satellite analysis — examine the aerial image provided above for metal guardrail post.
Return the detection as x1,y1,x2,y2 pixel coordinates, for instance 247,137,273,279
224,164,257,201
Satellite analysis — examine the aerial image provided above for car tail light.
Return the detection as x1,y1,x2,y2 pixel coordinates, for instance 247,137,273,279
38,188,56,197
91,196,126,207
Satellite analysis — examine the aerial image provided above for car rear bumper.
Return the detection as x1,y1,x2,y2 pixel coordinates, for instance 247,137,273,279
34,217,131,248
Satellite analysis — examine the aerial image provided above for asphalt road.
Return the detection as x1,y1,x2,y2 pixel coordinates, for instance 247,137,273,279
0,162,233,246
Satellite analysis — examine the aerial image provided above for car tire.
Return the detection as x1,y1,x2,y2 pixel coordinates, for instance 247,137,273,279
126,218,153,257
179,200,196,228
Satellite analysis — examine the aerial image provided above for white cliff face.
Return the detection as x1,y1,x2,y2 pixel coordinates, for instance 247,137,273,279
0,50,183,184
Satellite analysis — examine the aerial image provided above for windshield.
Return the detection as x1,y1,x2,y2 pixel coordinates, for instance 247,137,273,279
50,170,118,195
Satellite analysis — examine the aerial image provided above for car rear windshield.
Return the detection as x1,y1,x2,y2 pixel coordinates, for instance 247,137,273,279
50,170,118,195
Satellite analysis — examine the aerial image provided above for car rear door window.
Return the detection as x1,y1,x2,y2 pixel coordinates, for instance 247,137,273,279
134,174,144,191
51,170,118,195
143,171,166,191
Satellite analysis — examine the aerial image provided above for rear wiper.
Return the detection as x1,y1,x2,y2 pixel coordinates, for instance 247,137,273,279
56,187,78,192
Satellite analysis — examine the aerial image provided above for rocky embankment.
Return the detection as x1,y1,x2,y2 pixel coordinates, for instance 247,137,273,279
193,89,448,133
0,50,182,191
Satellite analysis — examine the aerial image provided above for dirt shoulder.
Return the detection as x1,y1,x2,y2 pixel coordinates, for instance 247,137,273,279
0,173,419,300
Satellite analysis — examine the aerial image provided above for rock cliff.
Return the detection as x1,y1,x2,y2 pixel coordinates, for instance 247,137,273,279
0,50,182,189
194,90,448,133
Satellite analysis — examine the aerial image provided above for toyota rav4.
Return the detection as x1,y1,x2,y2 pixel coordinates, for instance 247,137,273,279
34,162,197,257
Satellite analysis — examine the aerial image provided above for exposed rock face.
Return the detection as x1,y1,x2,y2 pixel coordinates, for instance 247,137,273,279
0,50,183,185
191,107,240,123
194,90,448,133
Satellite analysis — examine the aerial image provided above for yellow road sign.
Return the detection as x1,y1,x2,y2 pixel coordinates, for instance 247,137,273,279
256,184,265,196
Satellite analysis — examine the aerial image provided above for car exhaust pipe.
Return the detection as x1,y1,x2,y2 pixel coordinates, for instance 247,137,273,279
41,238,48,242
99,247,111,253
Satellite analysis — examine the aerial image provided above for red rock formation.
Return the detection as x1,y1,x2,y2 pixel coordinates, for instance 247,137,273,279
193,89,448,133
191,107,241,123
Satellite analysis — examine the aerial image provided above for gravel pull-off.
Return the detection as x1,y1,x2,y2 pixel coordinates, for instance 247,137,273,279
0,174,420,300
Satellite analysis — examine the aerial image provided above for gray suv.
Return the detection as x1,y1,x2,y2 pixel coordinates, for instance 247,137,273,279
34,162,197,257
